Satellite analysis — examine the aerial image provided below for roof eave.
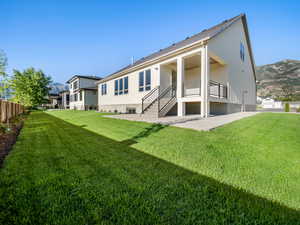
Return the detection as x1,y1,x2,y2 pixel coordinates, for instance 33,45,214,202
241,15,256,80
96,37,210,84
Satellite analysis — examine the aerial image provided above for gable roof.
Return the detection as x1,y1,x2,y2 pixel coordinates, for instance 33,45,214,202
66,75,102,84
98,13,255,84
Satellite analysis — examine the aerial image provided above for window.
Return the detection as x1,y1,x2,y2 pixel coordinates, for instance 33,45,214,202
79,91,82,101
74,93,78,101
119,78,123,95
145,69,151,91
124,77,128,94
139,71,144,91
240,42,245,62
73,81,78,90
101,83,107,95
126,107,136,114
70,83,72,89
114,80,118,95
114,77,129,96
139,69,151,91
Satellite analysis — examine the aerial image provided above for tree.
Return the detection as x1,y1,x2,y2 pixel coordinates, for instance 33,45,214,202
0,50,7,77
10,68,52,107
280,84,295,101
0,50,9,98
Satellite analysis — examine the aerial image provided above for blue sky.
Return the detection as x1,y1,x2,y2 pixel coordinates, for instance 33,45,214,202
1,0,299,83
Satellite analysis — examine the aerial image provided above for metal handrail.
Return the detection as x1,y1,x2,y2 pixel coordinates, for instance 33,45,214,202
209,80,227,98
142,86,159,101
158,85,177,113
141,86,159,113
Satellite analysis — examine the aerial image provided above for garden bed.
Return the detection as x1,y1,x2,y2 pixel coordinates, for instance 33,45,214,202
0,119,24,167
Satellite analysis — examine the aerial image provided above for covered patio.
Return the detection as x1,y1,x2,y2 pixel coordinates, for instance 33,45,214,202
158,46,229,117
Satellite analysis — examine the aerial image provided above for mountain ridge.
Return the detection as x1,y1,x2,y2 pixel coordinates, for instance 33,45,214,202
255,59,300,100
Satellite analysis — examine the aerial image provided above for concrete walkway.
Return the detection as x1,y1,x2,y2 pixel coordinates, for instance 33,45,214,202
172,112,259,131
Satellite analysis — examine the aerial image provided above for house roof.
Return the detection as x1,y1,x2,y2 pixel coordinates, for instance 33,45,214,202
97,13,255,84
66,75,102,84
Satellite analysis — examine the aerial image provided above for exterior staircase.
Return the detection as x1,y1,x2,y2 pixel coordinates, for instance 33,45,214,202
142,85,177,118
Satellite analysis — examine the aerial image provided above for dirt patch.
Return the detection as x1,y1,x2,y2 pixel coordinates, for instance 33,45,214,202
0,122,24,167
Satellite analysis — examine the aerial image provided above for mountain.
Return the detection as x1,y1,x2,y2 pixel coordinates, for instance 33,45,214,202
255,59,300,100
49,82,68,94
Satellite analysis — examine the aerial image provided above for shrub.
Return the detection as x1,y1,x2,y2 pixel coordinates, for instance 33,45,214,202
285,103,290,112
0,124,7,134
297,107,300,113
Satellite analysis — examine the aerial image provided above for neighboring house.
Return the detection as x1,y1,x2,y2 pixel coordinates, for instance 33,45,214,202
260,98,300,111
289,101,300,109
97,14,256,117
67,75,102,110
261,98,282,109
43,94,62,109
60,90,70,109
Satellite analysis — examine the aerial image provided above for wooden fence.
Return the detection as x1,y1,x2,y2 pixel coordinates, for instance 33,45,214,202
0,100,25,123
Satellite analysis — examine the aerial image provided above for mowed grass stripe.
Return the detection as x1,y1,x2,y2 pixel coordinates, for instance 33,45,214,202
0,111,299,224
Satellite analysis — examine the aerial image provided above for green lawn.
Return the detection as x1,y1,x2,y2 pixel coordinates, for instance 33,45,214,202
0,110,300,224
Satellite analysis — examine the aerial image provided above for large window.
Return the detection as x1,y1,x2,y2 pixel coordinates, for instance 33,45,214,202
79,91,82,101
73,81,78,90
145,70,151,91
124,77,128,94
114,77,129,95
139,71,144,91
119,78,123,95
66,94,70,104
139,69,151,91
114,80,118,95
101,83,107,95
240,42,245,62
74,93,78,101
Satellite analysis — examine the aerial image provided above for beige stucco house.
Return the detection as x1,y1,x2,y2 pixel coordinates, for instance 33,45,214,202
97,14,256,117
60,90,70,109
67,75,101,110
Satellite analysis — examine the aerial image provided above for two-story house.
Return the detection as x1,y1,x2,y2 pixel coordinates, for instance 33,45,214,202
60,90,70,109
67,75,102,110
96,14,256,117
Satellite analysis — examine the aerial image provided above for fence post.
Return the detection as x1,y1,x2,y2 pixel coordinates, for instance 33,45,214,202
1,101,5,123
13,103,15,118
5,101,7,123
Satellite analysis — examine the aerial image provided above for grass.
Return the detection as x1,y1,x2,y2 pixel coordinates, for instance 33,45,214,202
0,110,299,224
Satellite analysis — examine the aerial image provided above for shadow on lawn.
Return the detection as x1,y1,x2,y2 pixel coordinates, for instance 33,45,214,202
2,112,300,225
120,123,166,146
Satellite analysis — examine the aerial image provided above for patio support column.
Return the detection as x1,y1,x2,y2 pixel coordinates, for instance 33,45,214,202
201,45,210,117
156,64,161,87
177,56,185,116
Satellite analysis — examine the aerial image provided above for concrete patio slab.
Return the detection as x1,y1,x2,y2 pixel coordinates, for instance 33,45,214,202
103,114,202,125
172,112,259,131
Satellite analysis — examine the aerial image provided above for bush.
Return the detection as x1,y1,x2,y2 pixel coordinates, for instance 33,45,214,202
297,107,300,113
0,124,7,134
285,103,290,112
